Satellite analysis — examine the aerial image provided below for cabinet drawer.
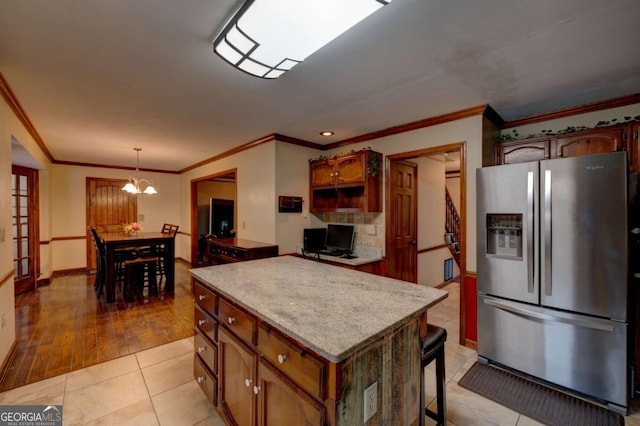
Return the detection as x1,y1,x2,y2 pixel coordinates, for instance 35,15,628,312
194,281,217,316
195,305,217,342
258,323,327,400
195,329,217,375
194,354,217,405
219,298,257,346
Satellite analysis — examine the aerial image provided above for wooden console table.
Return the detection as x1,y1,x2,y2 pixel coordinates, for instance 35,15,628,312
204,237,278,265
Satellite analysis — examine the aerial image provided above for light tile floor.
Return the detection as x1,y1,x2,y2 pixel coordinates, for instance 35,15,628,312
2,281,640,425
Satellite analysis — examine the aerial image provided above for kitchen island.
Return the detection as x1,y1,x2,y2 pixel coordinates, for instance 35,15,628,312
190,255,448,425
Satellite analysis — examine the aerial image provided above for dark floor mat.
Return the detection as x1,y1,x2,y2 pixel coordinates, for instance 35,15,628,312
458,362,624,426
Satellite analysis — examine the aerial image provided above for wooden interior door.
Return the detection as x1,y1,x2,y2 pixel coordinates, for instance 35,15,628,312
86,178,137,270
386,160,417,282
11,165,39,295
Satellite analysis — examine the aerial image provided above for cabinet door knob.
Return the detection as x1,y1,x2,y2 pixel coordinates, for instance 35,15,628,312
198,319,207,326
245,378,252,387
198,345,207,353
277,354,287,364
227,316,236,325
198,294,206,301
253,385,261,395
197,376,206,383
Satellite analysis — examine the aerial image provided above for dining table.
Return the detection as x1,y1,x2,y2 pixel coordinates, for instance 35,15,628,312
99,231,175,302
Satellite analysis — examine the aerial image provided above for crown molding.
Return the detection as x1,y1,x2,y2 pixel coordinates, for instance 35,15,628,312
0,72,54,162
503,93,640,129
325,105,493,150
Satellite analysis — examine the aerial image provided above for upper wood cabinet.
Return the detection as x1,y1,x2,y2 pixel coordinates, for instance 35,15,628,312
309,150,382,213
555,128,623,158
495,124,635,170
496,140,551,164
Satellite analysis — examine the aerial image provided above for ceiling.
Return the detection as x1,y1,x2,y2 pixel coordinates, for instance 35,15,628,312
1,0,639,172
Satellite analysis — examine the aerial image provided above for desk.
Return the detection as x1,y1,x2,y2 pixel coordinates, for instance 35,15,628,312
100,232,175,302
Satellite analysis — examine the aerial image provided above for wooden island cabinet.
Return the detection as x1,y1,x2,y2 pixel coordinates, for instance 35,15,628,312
191,256,447,426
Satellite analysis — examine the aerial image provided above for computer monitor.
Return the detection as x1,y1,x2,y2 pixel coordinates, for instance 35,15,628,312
325,224,355,254
303,228,326,253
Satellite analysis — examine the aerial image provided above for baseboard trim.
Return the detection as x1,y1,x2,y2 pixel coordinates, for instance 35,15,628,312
51,267,87,277
0,268,15,289
36,277,51,286
0,340,18,385
465,338,478,351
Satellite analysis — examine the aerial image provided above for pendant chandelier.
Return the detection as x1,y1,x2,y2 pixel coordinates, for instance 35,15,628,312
121,148,158,195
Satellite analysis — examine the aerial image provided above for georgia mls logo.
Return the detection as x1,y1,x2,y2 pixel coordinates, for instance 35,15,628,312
0,404,62,426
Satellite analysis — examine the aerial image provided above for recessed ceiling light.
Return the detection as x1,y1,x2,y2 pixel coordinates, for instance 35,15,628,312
320,131,335,136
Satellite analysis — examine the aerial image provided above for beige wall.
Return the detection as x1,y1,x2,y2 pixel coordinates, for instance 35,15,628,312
49,164,181,272
0,99,53,368
446,176,461,214
275,141,317,254
414,157,461,287
180,140,278,261
197,181,236,205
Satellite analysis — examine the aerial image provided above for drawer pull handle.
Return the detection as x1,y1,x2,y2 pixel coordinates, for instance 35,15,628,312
197,376,206,383
227,316,236,325
198,345,207,353
277,354,287,364
198,294,206,301
245,378,252,387
198,319,207,326
253,385,261,395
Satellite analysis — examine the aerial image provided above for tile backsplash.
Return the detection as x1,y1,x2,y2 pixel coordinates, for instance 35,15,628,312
313,212,385,250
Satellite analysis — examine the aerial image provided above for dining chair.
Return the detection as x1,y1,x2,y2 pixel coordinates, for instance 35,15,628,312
162,223,179,237
123,256,160,301
88,227,106,296
89,226,137,298
157,223,179,285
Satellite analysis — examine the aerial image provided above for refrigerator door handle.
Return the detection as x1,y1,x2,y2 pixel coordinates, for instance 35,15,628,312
544,169,552,296
527,171,534,293
483,298,615,332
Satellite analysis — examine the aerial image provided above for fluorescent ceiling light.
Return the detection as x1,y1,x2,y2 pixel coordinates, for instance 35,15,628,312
213,0,392,79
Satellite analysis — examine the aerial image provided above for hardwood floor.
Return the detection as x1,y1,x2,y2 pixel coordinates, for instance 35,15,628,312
0,261,196,392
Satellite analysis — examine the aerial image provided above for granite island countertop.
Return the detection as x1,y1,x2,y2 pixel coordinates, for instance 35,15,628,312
190,255,448,363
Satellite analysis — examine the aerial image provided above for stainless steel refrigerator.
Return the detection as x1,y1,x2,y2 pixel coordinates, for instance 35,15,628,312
476,151,630,414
